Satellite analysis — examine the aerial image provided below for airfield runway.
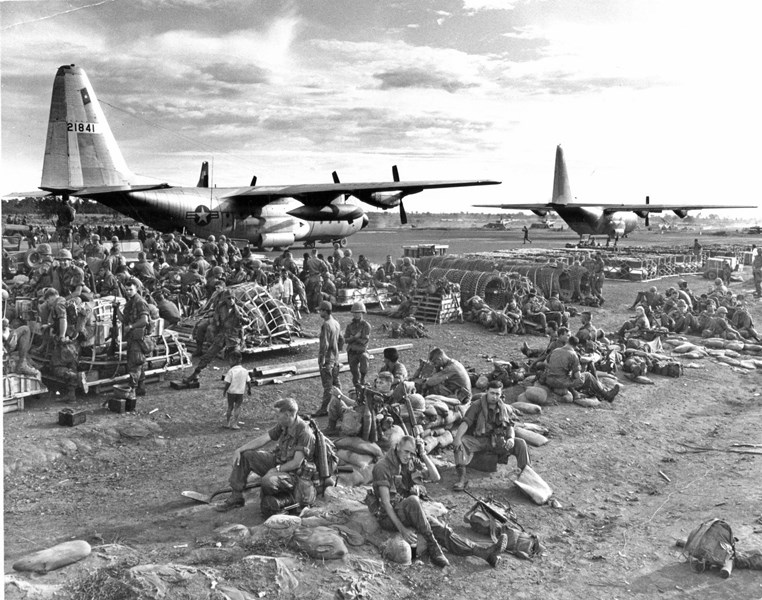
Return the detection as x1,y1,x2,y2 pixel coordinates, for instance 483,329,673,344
263,226,758,265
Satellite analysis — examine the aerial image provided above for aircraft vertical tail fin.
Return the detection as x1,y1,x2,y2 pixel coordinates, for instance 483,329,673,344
551,145,573,206
41,64,134,192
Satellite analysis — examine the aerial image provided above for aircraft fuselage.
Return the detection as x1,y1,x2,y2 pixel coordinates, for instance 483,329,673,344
555,206,639,239
83,187,367,248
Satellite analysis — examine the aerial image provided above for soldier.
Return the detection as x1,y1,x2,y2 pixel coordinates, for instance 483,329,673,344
591,252,606,304
345,301,371,393
216,397,316,512
752,248,762,297
164,233,184,264
423,347,472,403
304,249,328,312
83,233,107,259
116,278,151,399
41,287,81,401
382,254,396,280
368,434,507,568
397,257,420,295
55,249,91,300
247,258,268,286
132,252,156,287
202,235,218,261
94,262,122,297
28,245,55,297
379,347,408,386
312,300,341,417
730,295,760,341
452,380,530,492
55,198,76,248
184,281,242,382
338,249,356,277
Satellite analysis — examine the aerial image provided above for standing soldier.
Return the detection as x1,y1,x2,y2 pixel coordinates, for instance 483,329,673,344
117,278,151,399
304,249,328,312
522,225,532,244
55,198,76,249
592,251,606,304
345,301,371,394
312,300,341,417
752,247,762,298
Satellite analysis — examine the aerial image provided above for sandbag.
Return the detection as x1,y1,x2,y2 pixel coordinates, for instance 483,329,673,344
705,349,725,358
633,375,655,384
518,422,548,435
290,526,348,560
377,424,405,453
514,466,553,505
424,394,461,407
336,449,374,469
514,427,548,447
511,401,542,415
673,343,699,354
717,356,742,367
573,396,601,408
13,540,91,573
336,464,374,487
739,361,757,370
724,349,741,359
339,409,364,437
335,437,383,459
724,341,745,352
524,386,549,406
683,351,705,359
753,359,762,369
703,338,726,349
436,430,454,448
743,344,762,354
425,399,451,416
424,436,439,454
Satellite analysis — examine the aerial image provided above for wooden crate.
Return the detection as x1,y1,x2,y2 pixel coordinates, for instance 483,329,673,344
3,374,48,413
410,292,462,324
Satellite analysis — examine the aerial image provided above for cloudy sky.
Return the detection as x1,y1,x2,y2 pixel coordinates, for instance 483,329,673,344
2,0,761,217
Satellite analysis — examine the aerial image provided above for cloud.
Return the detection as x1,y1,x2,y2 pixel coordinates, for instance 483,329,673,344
374,68,477,93
200,63,270,85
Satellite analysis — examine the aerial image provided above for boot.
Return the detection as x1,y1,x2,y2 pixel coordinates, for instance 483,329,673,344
601,383,620,403
423,533,449,568
136,384,147,397
15,359,41,378
215,491,245,512
453,465,468,492
472,533,508,568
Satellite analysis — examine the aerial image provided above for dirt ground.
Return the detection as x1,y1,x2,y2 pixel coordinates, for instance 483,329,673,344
4,228,762,600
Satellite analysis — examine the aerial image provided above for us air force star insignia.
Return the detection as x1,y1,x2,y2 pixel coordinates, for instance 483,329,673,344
185,205,219,226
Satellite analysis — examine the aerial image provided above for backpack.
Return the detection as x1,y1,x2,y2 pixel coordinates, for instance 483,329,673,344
651,359,682,378
683,518,735,573
65,298,96,346
623,356,647,377
464,498,543,559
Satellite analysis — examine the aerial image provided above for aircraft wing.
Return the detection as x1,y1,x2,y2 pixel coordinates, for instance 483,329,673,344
571,203,757,215
473,203,555,210
224,180,500,206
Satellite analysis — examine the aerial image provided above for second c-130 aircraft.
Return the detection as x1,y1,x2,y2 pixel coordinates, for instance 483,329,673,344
475,145,753,244
39,65,499,248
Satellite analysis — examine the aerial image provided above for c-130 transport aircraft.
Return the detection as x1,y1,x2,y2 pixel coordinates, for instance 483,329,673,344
39,65,500,248
475,145,753,244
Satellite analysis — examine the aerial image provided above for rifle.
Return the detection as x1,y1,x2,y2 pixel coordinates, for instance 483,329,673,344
463,488,524,533
109,300,120,357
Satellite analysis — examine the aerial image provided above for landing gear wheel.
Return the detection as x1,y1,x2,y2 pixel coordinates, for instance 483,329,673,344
303,241,316,249
339,238,348,248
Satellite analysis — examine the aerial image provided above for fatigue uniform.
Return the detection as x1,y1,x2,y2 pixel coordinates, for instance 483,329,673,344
753,253,762,296
369,449,500,560
345,318,371,391
425,358,471,403
48,297,80,395
317,314,342,412
229,417,316,496
304,256,328,311
123,293,150,393
454,394,530,471
195,293,242,369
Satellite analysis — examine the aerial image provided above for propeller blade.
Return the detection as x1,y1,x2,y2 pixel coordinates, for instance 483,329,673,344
645,195,649,227
392,165,400,182
250,175,257,186
399,200,408,225
332,171,340,184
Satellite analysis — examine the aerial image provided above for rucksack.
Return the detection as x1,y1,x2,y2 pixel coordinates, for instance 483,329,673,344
464,498,543,559
651,359,682,378
65,298,96,346
683,518,735,573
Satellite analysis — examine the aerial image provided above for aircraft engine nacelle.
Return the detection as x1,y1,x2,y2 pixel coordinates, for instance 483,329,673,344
287,204,365,222
258,232,295,248
360,191,405,209
634,210,652,219
531,209,548,217
673,209,689,218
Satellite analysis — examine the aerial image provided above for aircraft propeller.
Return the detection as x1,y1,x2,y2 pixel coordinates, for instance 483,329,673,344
645,196,650,227
393,165,408,225
250,175,257,186
331,171,350,201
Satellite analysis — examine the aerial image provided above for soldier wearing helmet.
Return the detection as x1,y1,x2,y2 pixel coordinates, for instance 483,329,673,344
345,301,371,394
312,300,341,417
339,248,356,277
164,233,185,264
304,249,329,312
246,258,267,286
84,233,107,259
54,248,91,300
193,249,211,277
398,257,421,295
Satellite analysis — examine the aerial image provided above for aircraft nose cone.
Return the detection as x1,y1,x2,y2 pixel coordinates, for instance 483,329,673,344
361,214,370,229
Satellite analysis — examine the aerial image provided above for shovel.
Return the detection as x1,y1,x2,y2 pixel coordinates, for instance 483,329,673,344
181,481,261,504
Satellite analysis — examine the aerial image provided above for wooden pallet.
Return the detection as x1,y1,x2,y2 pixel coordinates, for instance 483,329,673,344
335,287,390,307
410,292,462,324
3,374,48,412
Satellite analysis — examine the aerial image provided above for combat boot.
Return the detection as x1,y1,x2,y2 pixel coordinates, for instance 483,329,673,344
453,465,468,492
136,384,147,397
183,368,201,384
215,491,245,512
602,383,620,403
15,360,40,378
423,533,449,568
472,533,508,568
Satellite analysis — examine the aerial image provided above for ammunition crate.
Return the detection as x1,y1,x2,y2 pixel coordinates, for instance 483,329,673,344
108,397,126,413
58,408,87,427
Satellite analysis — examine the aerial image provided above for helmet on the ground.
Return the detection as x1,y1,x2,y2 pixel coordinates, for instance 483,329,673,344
351,301,366,314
